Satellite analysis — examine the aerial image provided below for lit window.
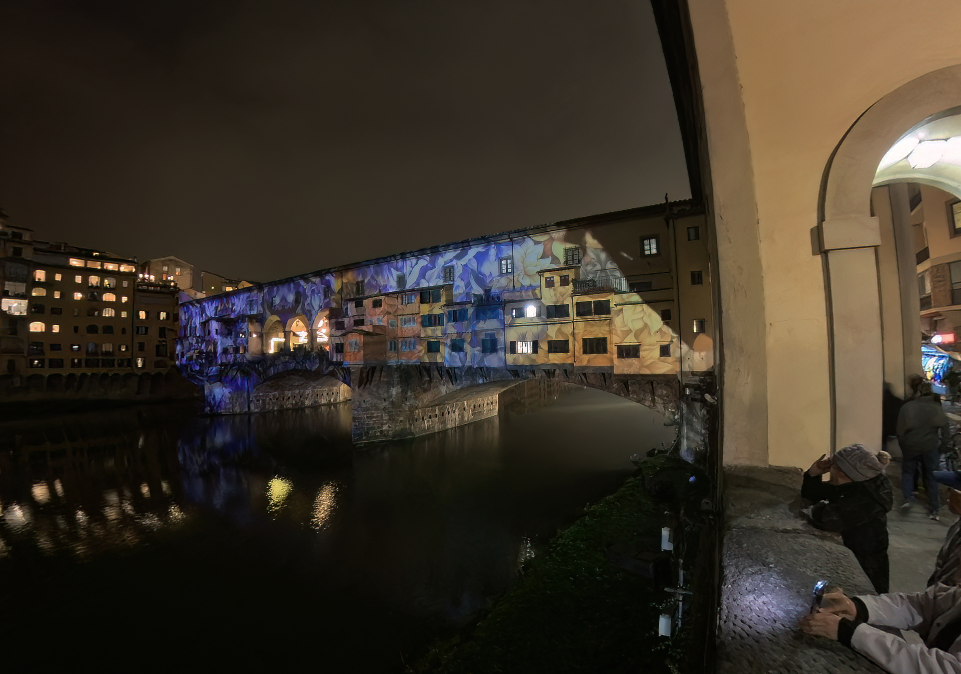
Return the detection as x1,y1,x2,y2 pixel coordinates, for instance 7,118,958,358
516,341,534,354
74,275,82,283
31,288,46,297
119,344,128,352
103,293,116,302
225,286,234,292
88,276,100,287
121,311,128,318
53,291,60,299
104,277,116,289
54,273,61,281
34,270,46,282
641,236,659,256
175,267,181,275
86,260,101,269
29,322,45,332
122,280,128,288
121,296,128,303
103,308,115,317
73,292,84,300
500,257,513,274
52,324,60,333
136,358,145,368
1,298,27,315
104,263,119,271
138,310,147,320
693,319,707,334
162,265,168,272
525,304,538,318
69,258,85,267
159,311,168,320
120,264,137,273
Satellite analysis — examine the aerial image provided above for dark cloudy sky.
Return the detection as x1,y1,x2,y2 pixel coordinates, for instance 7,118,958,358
0,0,688,282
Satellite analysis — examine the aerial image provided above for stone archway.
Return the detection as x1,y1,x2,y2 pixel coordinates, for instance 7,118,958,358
263,315,284,354
286,315,310,352
820,64,961,452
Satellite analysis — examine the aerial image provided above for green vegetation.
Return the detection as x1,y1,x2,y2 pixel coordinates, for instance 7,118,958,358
412,473,690,674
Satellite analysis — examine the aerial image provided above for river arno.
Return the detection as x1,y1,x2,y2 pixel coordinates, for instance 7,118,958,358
0,385,675,670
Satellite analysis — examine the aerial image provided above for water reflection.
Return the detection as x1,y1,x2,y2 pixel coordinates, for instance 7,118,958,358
0,386,675,670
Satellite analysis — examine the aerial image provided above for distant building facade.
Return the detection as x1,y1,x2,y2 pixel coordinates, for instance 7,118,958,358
0,216,179,381
140,256,253,301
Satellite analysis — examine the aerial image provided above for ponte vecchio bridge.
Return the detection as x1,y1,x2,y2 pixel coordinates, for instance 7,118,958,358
178,201,715,444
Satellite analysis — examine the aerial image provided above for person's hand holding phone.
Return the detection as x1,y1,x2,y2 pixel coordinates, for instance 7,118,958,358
819,591,857,619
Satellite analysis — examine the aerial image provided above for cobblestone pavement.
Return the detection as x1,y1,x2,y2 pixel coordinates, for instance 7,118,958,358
717,464,956,673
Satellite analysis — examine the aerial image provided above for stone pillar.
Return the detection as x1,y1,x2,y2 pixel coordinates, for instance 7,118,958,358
821,215,883,453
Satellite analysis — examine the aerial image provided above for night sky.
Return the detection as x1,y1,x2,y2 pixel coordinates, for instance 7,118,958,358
0,0,688,282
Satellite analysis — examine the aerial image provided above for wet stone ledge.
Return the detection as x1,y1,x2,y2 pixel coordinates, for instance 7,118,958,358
718,466,885,674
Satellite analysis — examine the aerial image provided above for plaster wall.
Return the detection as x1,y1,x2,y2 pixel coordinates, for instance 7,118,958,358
687,0,961,467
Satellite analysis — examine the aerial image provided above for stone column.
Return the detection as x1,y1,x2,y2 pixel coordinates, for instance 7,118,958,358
821,215,883,453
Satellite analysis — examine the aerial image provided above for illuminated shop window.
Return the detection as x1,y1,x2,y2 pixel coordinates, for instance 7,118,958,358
103,308,115,317
103,293,116,302
31,288,46,296
616,344,640,359
73,292,83,301
69,258,85,267
29,322,45,332
34,270,46,282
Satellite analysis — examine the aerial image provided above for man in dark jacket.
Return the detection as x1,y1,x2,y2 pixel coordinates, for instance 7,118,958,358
896,381,949,519
802,444,894,593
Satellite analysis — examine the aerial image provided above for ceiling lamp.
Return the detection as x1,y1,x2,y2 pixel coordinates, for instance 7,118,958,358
879,135,919,168
908,140,948,169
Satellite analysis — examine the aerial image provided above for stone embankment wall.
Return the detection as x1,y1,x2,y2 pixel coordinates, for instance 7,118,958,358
0,368,199,406
250,370,350,413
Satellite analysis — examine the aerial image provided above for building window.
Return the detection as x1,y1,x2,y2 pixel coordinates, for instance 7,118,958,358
334,342,344,354
28,358,44,368
450,338,465,353
693,319,707,334
54,273,62,282
136,326,148,335
400,315,417,327
162,264,168,272
510,307,524,319
575,300,610,317
87,325,99,334
660,308,672,321
401,292,416,305
547,339,569,353
353,318,365,327
389,340,398,352
353,280,364,297
102,342,114,354
582,337,608,354
70,344,80,352
641,235,659,256
136,358,145,368
397,273,407,290
31,288,46,297
447,308,468,323
138,310,148,320
73,292,84,301
443,266,454,283
500,257,513,274
104,277,116,289
690,271,703,285
50,343,62,351
560,274,570,287
53,291,61,299
525,304,539,318
103,293,116,302
50,307,62,315
546,304,570,318
420,288,442,304
510,340,537,354
34,270,46,282
87,260,101,269
421,313,444,328
354,299,364,309
564,247,581,266
157,311,168,320
481,334,497,353
137,341,146,352
175,266,181,275
119,344,128,352
121,296,128,303
348,339,359,352
11,247,22,257
629,281,653,292
950,261,961,305
426,340,441,353
74,275,82,284
616,344,640,359
121,311,128,318
687,226,700,241
88,276,100,287
372,299,382,309
52,324,60,333
49,358,64,368
545,276,555,288
29,321,45,332
31,303,45,314
88,292,100,302
69,258,84,267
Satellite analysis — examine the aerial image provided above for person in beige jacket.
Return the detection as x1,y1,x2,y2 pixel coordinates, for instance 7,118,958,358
800,585,961,673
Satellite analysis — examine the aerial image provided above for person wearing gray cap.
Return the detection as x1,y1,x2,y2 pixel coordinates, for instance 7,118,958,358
803,444,894,592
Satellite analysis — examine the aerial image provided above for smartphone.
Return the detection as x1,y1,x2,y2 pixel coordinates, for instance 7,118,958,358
811,579,828,613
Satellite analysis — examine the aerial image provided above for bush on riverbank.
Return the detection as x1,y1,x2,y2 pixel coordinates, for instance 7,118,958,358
411,474,689,674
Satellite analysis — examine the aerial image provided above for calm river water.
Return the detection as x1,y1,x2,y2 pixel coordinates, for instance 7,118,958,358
0,386,674,670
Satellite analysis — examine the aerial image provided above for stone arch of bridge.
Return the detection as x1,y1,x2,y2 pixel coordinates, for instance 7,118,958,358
819,63,961,453
285,314,311,352
263,315,284,354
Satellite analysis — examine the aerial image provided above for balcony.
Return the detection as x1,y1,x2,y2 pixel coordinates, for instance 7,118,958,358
572,276,626,295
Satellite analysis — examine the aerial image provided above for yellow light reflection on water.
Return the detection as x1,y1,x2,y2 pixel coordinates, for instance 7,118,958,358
311,482,340,531
31,482,50,505
266,477,293,514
